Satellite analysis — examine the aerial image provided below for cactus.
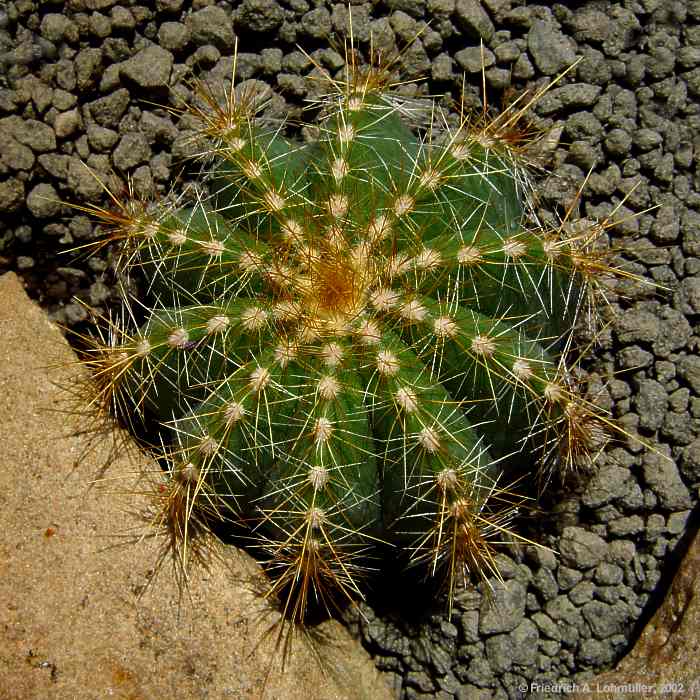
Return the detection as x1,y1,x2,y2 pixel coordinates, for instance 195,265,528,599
74,49,630,624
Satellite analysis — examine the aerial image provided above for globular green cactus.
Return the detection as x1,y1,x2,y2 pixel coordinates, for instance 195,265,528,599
77,53,622,623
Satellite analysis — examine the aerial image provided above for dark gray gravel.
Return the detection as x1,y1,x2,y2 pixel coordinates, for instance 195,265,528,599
1,1,698,698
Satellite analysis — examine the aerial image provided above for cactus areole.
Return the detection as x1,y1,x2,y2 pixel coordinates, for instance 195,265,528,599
83,57,618,622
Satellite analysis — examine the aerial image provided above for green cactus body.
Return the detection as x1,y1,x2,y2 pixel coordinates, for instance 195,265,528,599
88,65,613,619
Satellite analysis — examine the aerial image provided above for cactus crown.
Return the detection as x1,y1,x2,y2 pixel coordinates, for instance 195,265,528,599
75,46,632,625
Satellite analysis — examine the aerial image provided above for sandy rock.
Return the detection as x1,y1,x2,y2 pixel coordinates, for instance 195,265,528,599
0,272,391,700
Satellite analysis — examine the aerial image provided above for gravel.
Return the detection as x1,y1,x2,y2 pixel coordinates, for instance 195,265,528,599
1,1,699,698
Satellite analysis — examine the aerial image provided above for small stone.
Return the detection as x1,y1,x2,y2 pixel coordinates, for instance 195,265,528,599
86,125,119,152
37,154,69,180
602,6,640,57
120,45,173,89
0,178,25,212
654,308,691,356
683,68,700,97
615,309,660,345
545,596,584,630
131,165,154,198
680,277,700,315
485,634,513,673
260,48,283,75
0,133,35,171
607,540,636,566
571,8,611,43
405,670,434,693
661,411,693,445
277,74,306,98
454,0,494,42
512,53,535,79
301,7,332,39
99,64,122,93
531,612,561,640
402,40,432,78
139,112,177,146
158,22,190,52
89,12,112,39
633,127,663,151
40,14,79,43
646,513,666,539
54,108,81,138
666,511,690,535
617,345,653,370
559,527,608,570
608,515,644,537
510,619,539,666
190,45,220,69
581,465,630,508
464,656,493,688
229,53,259,81
62,302,90,325
594,563,624,586
681,439,700,481
455,46,495,73
563,111,604,142
67,158,104,200
568,580,595,606
56,59,76,90
581,600,630,639
525,546,558,570
432,53,453,82
642,451,692,511
391,11,417,44
539,639,560,657
2,116,56,153
532,567,558,602
88,89,130,128
156,0,183,11
652,204,681,243
16,256,35,270
110,6,135,31
634,378,668,431
460,610,480,643
89,279,111,305
75,48,103,91
537,84,602,114
678,355,700,394
669,387,691,413
52,89,77,112
22,77,54,114
236,0,283,35
494,41,520,64
528,19,576,75
27,183,60,218
604,128,633,157
112,132,151,172
150,153,171,182
479,580,526,634
578,638,615,666
386,0,425,17
14,226,32,244
440,620,458,639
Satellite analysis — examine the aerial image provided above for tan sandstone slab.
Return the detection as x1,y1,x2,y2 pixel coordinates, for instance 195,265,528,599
0,271,393,700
